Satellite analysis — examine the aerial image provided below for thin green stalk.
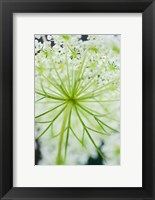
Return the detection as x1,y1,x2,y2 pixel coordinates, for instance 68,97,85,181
78,99,119,103
75,106,105,160
75,64,105,97
95,117,119,133
77,103,118,133
64,108,72,162
64,42,71,95
77,105,110,135
42,74,69,97
70,127,86,147
49,54,70,97
77,102,103,116
56,104,71,165
71,50,88,97
74,59,90,93
76,77,119,100
86,126,109,136
42,84,67,98
35,91,65,101
35,97,45,103
35,102,65,119
36,105,67,140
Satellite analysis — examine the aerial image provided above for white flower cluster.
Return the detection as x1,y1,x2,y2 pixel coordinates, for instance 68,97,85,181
35,34,120,165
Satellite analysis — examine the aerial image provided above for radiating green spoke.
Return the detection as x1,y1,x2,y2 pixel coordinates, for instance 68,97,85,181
35,97,45,103
77,77,119,100
94,117,110,135
49,54,70,97
70,127,86,148
74,57,90,93
36,105,67,140
82,128,85,145
36,90,66,101
52,127,68,139
56,104,71,164
42,74,69,97
76,64,104,97
77,104,110,135
64,42,71,95
78,99,119,103
64,108,72,161
43,84,67,98
71,50,88,97
95,117,119,133
86,126,110,135
77,102,103,116
77,103,118,134
75,106,105,160
36,122,53,141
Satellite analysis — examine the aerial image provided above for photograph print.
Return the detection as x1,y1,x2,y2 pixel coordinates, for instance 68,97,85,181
35,34,120,165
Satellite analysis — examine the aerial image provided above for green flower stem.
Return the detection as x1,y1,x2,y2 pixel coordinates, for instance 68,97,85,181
71,50,88,97
75,106,105,160
56,104,71,165
77,77,119,99
77,108,108,136
42,74,68,97
64,108,72,162
35,102,65,119
77,103,118,133
78,99,119,103
65,42,71,94
36,91,65,101
75,64,104,97
36,105,67,140
35,97,45,103
70,126,86,147
74,53,89,93
49,54,70,97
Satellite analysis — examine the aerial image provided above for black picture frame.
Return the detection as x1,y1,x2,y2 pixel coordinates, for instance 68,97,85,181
0,0,155,199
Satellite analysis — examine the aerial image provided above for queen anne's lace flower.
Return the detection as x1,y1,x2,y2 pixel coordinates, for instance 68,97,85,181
35,34,120,165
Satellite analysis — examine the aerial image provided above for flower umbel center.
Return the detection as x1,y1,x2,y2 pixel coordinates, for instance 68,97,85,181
67,98,76,106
